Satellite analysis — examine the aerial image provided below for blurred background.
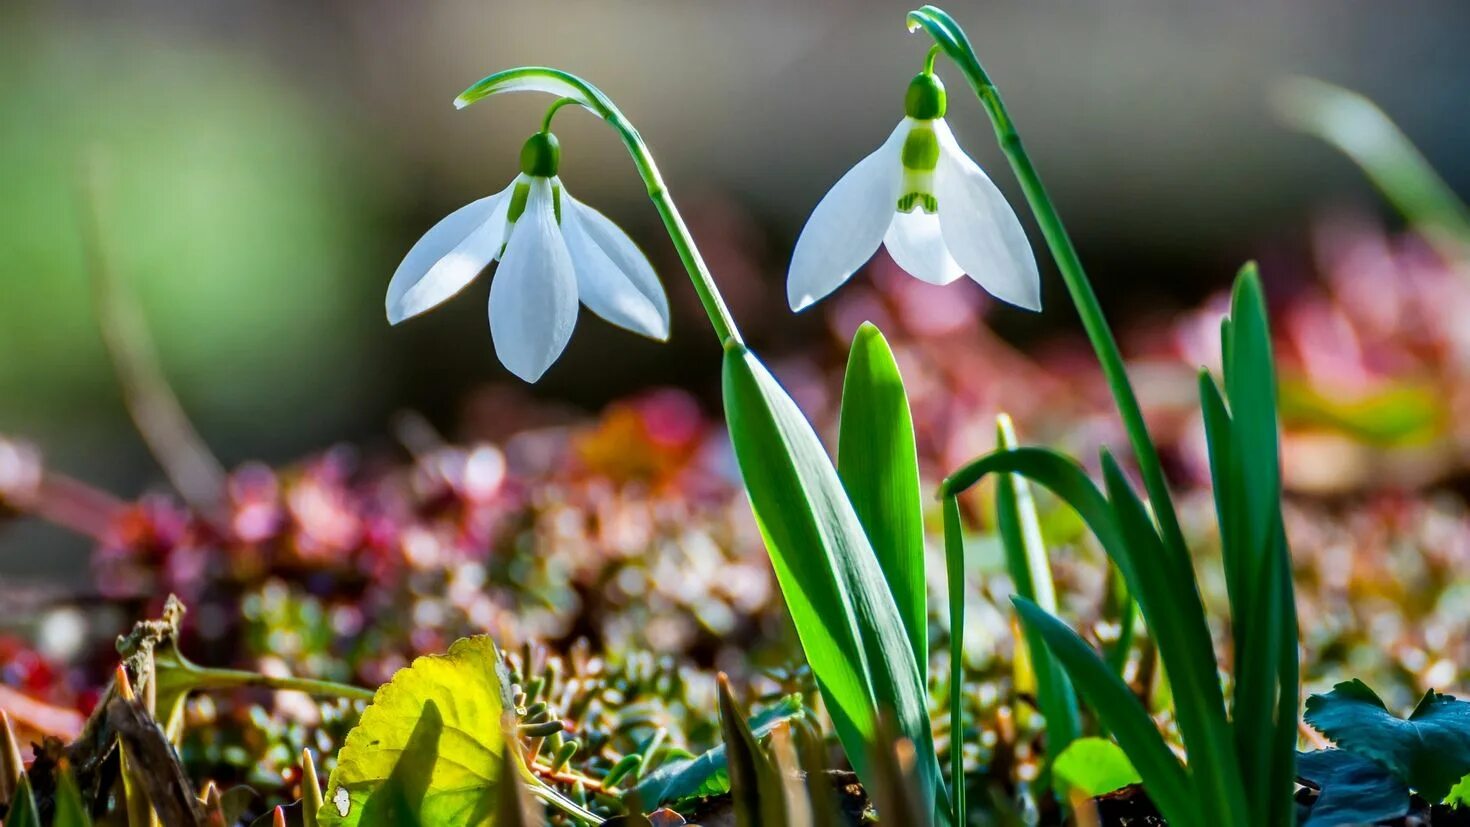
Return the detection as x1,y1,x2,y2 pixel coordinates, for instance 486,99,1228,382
3,0,1470,579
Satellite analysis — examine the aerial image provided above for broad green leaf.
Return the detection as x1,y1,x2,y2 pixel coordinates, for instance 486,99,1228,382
838,322,926,683
722,343,942,819
1052,737,1141,797
631,694,804,806
1012,598,1197,826
1304,680,1470,803
53,765,93,827
1296,749,1409,827
321,636,511,827
994,415,1079,780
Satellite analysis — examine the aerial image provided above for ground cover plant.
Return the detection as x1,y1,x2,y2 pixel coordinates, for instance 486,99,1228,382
4,4,1470,826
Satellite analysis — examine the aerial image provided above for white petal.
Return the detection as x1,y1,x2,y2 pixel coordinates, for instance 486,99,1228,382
883,210,964,285
561,194,670,340
488,178,579,382
933,120,1041,311
786,120,909,311
386,183,515,324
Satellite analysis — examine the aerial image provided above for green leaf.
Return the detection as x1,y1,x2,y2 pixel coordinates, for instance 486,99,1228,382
722,343,942,819
1296,749,1410,827
320,636,512,827
1012,598,1197,826
940,494,966,826
53,764,94,827
7,773,39,827
1271,77,1470,247
994,415,1079,779
1052,737,1142,797
838,322,927,684
632,694,804,806
1304,679,1470,803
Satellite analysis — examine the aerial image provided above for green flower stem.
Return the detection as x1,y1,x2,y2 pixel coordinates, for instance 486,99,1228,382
187,665,376,702
460,68,742,347
907,6,1189,558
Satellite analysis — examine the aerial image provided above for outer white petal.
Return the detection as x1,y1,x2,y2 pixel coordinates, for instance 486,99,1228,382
561,193,670,340
386,182,514,323
786,120,910,311
488,178,579,382
933,120,1041,311
883,210,964,285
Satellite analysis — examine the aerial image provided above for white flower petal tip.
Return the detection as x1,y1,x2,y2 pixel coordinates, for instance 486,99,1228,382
932,120,1041,312
785,120,911,313
562,196,671,342
385,186,513,325
489,178,579,383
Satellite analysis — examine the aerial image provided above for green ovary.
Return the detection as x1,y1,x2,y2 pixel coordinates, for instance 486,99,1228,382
898,122,940,214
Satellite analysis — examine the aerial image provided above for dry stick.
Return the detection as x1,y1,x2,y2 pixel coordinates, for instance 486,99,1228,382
76,160,228,523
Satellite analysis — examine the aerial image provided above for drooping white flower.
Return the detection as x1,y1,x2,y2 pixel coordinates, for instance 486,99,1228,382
386,131,670,382
787,72,1040,313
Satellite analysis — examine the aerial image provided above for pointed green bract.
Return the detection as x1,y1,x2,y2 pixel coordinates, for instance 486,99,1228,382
631,694,804,806
838,322,927,683
53,765,94,827
321,636,511,827
7,773,39,827
721,341,943,822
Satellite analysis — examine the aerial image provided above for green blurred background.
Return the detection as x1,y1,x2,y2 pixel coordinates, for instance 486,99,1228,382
3,0,1468,575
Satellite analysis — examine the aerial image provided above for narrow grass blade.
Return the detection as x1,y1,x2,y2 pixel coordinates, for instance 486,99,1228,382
839,322,927,683
8,773,40,827
54,763,94,827
718,675,785,827
1012,598,1197,826
994,415,1080,782
722,342,943,819
1101,453,1245,825
301,749,324,827
1272,77,1470,252
942,494,967,826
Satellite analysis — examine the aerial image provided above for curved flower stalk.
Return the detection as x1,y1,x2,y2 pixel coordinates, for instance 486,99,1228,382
787,52,1040,312
455,68,742,349
449,67,945,822
387,128,670,382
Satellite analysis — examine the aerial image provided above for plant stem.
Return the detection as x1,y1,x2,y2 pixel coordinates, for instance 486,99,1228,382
488,70,742,347
188,666,376,702
908,7,1189,558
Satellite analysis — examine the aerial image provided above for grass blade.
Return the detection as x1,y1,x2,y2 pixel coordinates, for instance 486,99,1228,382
838,322,927,683
994,415,1080,785
722,342,943,820
1012,598,1197,826
941,494,966,826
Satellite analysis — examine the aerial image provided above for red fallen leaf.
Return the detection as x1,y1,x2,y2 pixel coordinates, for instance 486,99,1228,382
0,684,85,751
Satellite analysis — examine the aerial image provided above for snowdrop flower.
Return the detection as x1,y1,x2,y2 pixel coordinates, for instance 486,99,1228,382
386,131,670,382
787,71,1040,312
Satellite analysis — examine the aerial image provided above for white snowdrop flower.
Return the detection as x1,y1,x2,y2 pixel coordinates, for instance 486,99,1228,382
787,71,1040,312
386,131,670,382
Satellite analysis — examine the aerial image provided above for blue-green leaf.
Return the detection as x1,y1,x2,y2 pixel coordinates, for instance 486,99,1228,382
838,322,926,683
1305,680,1470,803
1296,749,1409,827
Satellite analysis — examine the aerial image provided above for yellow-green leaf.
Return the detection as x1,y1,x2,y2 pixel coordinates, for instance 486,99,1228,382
321,636,512,827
